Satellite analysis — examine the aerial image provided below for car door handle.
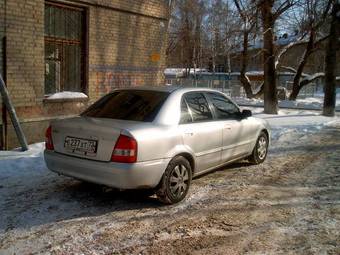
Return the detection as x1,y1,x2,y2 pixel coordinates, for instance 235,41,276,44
184,130,194,136
224,125,232,130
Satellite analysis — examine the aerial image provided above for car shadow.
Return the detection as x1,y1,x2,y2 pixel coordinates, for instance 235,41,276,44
1,172,163,232
2,158,254,232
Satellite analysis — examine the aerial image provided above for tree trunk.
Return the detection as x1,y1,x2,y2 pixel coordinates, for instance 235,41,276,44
289,30,315,101
323,3,339,116
240,31,255,98
289,85,303,101
260,0,278,114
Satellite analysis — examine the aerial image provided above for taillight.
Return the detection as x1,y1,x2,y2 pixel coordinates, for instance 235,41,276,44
111,134,137,163
45,125,54,150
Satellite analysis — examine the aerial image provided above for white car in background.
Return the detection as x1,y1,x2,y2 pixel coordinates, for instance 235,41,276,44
44,87,270,204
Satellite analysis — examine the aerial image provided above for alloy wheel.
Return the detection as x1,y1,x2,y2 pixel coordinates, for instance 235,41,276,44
257,136,267,160
169,164,189,198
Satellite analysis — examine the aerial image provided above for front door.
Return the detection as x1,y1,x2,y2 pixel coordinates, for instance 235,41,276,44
179,92,223,173
205,92,254,162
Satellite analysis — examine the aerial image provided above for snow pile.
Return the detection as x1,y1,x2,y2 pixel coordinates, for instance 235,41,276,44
0,143,44,160
47,92,88,100
324,119,340,128
0,143,46,194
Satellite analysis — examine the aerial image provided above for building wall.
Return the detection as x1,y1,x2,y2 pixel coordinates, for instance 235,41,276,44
88,1,168,100
0,0,169,149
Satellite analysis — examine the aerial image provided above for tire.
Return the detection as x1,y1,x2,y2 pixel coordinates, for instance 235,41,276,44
156,156,192,204
249,131,269,164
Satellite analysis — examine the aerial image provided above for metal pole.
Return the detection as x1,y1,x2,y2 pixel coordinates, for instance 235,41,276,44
0,73,28,151
1,36,7,150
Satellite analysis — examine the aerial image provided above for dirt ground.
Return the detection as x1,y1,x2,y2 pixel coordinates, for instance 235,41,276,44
0,125,340,254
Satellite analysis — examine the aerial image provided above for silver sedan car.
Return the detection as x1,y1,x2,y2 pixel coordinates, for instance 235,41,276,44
44,87,270,204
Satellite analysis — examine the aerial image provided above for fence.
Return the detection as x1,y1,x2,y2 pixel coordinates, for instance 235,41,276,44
165,77,322,99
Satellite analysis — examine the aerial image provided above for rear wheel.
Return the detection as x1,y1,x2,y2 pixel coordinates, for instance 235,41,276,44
156,156,192,204
249,131,268,164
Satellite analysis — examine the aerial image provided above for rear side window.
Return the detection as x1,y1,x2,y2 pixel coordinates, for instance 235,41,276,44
183,92,213,122
180,99,193,124
207,92,240,119
82,90,169,122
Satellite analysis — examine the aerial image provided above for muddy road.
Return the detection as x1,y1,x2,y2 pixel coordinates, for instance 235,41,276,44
1,126,340,254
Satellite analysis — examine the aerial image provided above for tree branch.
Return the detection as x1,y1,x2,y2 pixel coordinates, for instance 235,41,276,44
280,65,297,73
300,73,325,87
274,0,296,20
275,39,308,69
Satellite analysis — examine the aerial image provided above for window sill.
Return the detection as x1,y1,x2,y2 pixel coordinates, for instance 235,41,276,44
43,97,89,104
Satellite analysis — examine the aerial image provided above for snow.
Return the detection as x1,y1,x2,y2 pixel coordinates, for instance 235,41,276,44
164,68,208,77
242,34,300,51
0,143,44,160
235,96,340,111
300,72,324,83
47,92,88,99
246,107,340,142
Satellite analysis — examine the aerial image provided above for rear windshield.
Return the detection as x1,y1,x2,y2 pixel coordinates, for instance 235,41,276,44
82,90,169,122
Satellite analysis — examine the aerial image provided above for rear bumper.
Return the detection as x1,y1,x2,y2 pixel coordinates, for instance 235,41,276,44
44,150,170,189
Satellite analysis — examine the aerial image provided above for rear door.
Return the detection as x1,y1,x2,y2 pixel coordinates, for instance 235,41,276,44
178,92,223,173
206,92,254,162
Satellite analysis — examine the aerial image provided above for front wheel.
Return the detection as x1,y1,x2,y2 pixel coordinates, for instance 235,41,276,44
249,131,269,164
156,156,192,204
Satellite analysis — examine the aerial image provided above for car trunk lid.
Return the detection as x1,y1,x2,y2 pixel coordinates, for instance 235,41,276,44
51,117,138,162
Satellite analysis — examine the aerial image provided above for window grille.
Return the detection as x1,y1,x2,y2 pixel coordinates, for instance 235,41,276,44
44,2,86,95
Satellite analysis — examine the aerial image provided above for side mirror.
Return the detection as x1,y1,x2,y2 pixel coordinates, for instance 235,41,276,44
240,109,252,118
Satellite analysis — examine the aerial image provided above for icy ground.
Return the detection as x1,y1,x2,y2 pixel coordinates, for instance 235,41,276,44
0,109,340,254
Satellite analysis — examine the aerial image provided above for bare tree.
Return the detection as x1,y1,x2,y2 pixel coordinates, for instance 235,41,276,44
233,0,265,98
258,0,295,114
323,1,340,116
166,0,207,76
207,0,224,73
275,0,332,100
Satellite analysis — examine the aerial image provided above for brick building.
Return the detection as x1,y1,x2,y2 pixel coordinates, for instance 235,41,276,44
0,0,170,149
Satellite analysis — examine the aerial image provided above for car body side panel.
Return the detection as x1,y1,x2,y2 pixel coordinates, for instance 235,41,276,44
127,125,183,162
220,117,260,162
177,121,223,173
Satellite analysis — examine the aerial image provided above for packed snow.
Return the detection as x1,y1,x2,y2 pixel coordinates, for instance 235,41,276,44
46,92,88,100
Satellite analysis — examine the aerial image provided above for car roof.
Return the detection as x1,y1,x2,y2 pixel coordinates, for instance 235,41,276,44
114,86,221,94
114,86,178,93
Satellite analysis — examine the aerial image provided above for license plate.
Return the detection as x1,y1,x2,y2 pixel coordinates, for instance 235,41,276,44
64,136,98,156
